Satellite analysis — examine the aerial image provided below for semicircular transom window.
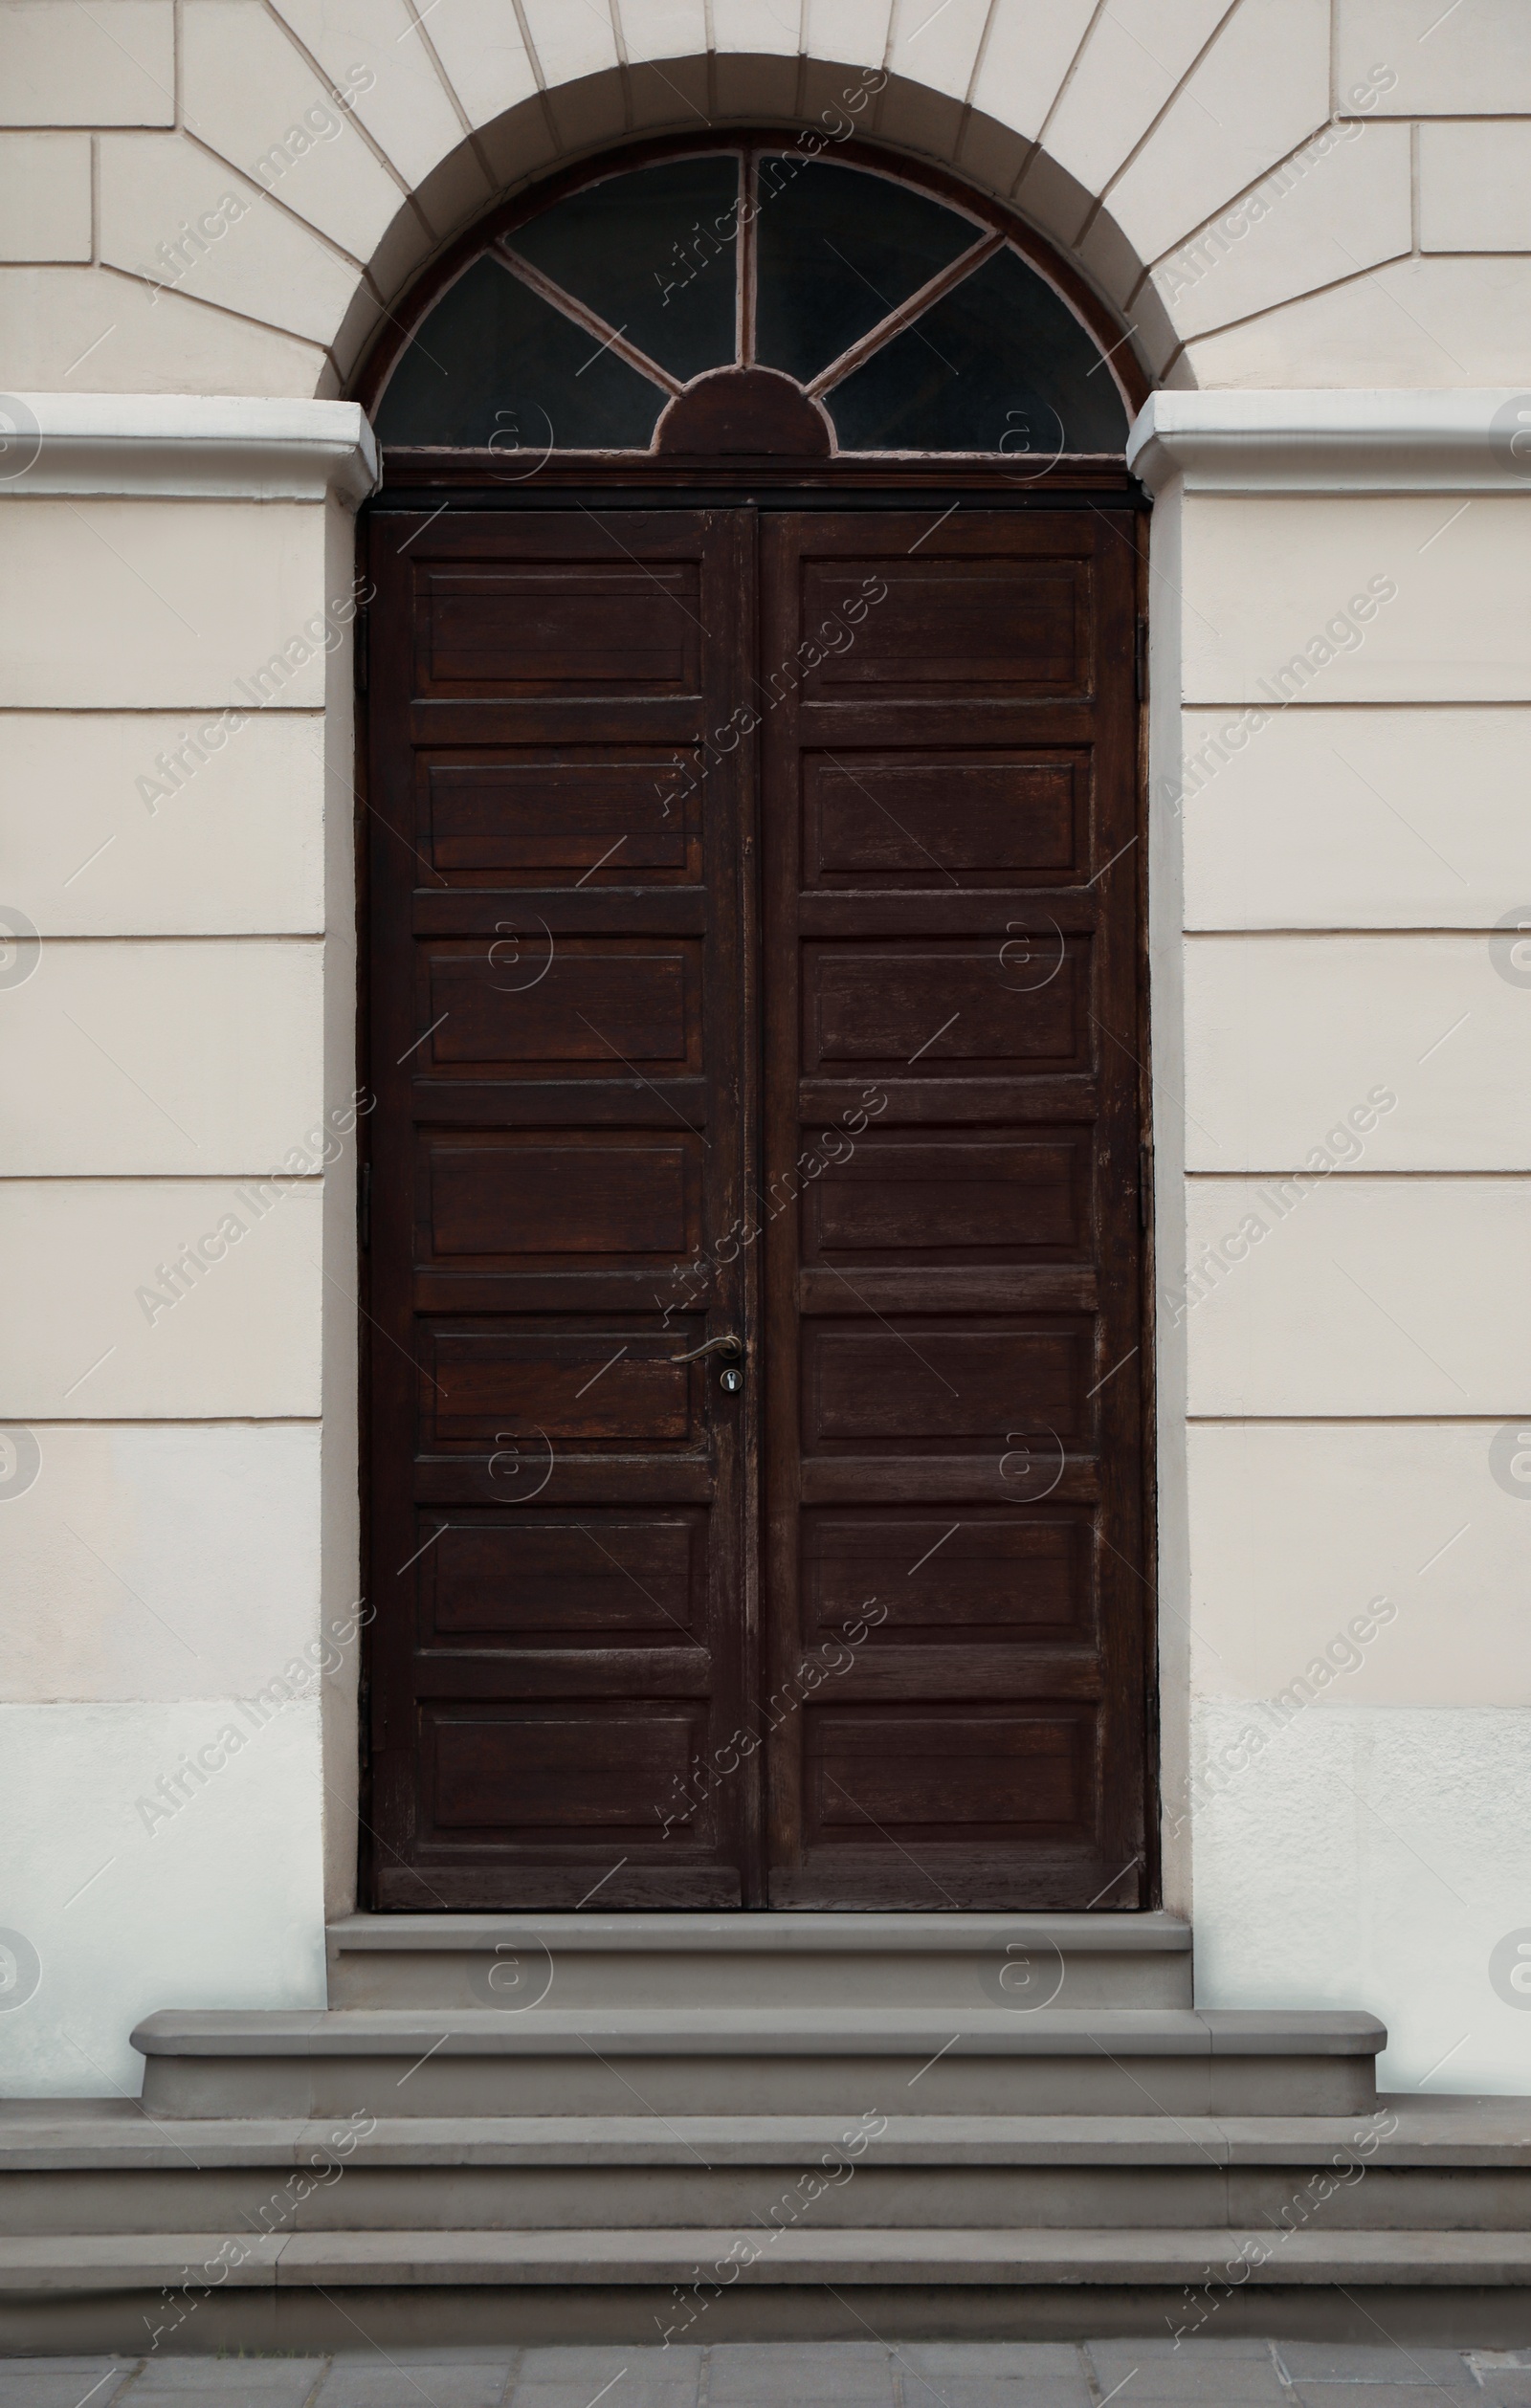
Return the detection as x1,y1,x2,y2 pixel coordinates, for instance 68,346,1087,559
374,145,1130,458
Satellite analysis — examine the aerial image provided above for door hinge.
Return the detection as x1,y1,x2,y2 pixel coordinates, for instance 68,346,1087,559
1135,615,1148,704
358,1160,370,1253
1139,1138,1154,1230
357,1670,370,1775
353,606,369,694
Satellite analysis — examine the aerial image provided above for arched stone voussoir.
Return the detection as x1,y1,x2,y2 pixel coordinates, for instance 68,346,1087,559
334,55,1168,403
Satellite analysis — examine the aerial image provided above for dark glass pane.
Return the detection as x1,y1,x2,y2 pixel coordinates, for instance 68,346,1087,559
755,156,978,386
505,157,740,385
827,246,1129,454
373,254,665,451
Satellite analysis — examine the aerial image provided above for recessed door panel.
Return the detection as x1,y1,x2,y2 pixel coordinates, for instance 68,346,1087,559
798,561,1087,695
805,754,1085,885
427,944,697,1071
420,563,701,693
807,1710,1089,1836
426,756,699,879
805,1135,1087,1262
801,1513,1092,1641
807,944,1087,1071
803,1323,1090,1450
428,1707,701,1832
426,1330,697,1446
426,1136,696,1264
423,1514,704,1644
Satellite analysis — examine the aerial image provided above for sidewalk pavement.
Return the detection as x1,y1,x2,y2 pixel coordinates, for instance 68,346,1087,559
2,2340,1529,2408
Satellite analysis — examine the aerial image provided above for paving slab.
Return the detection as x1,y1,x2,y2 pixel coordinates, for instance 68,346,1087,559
1289,2392,1482,2407
1276,2341,1476,2382
1084,2337,1289,2404
706,2342,895,2404
121,2370,326,2408
892,2342,1092,2408
894,2345,1085,2377
314,2365,510,2408
894,2372,1089,2399
895,2379,1091,2408
0,2366,138,2408
509,2347,699,2408
2,2346,1525,2408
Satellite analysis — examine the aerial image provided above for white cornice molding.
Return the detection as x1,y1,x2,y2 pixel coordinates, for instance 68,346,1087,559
12,388,1528,500
1128,388,1531,495
0,395,379,502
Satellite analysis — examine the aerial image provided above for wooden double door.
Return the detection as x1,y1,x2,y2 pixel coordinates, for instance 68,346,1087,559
362,500,1149,1911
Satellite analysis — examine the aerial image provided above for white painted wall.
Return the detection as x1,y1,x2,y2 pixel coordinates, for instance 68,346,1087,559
0,1699,326,2096
0,451,366,2092
1189,1705,1531,2095
1138,404,1531,2094
0,0,1529,2094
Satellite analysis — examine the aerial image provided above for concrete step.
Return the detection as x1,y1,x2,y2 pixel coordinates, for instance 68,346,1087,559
325,1912,1195,2011
2,2103,1528,2238
132,2006,1384,2120
5,2223,1531,2353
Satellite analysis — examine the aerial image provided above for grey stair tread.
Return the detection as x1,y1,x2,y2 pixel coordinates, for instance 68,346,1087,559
130,2005,1386,2058
0,2111,1235,2167
0,2233,286,2287
327,1911,1193,1955
273,2226,1531,2284
1224,2100,1531,2158
3,2227,1530,2290
9,2104,1529,2170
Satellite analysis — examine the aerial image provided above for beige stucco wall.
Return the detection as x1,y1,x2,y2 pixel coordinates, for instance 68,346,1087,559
7,0,1531,398
2,0,1529,2093
1138,422,1531,2090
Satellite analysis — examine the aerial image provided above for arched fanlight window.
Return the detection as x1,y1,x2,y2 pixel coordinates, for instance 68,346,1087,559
372,144,1131,459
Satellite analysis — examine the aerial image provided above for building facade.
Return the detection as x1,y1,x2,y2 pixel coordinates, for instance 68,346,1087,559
2,0,1529,2150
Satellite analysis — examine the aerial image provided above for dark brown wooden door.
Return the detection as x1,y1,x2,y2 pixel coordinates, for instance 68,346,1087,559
758,512,1146,1910
362,502,1147,1911
364,508,762,1908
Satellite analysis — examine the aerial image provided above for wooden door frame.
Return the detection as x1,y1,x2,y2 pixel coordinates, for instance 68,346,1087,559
352,462,1160,1912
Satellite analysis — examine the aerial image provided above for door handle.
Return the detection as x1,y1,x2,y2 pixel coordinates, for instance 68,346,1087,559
669,1333,743,1365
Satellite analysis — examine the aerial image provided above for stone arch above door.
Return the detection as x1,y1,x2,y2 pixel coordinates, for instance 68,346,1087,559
330,53,1173,409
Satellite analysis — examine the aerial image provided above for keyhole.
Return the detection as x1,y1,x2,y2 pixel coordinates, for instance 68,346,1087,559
720,1366,743,1394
